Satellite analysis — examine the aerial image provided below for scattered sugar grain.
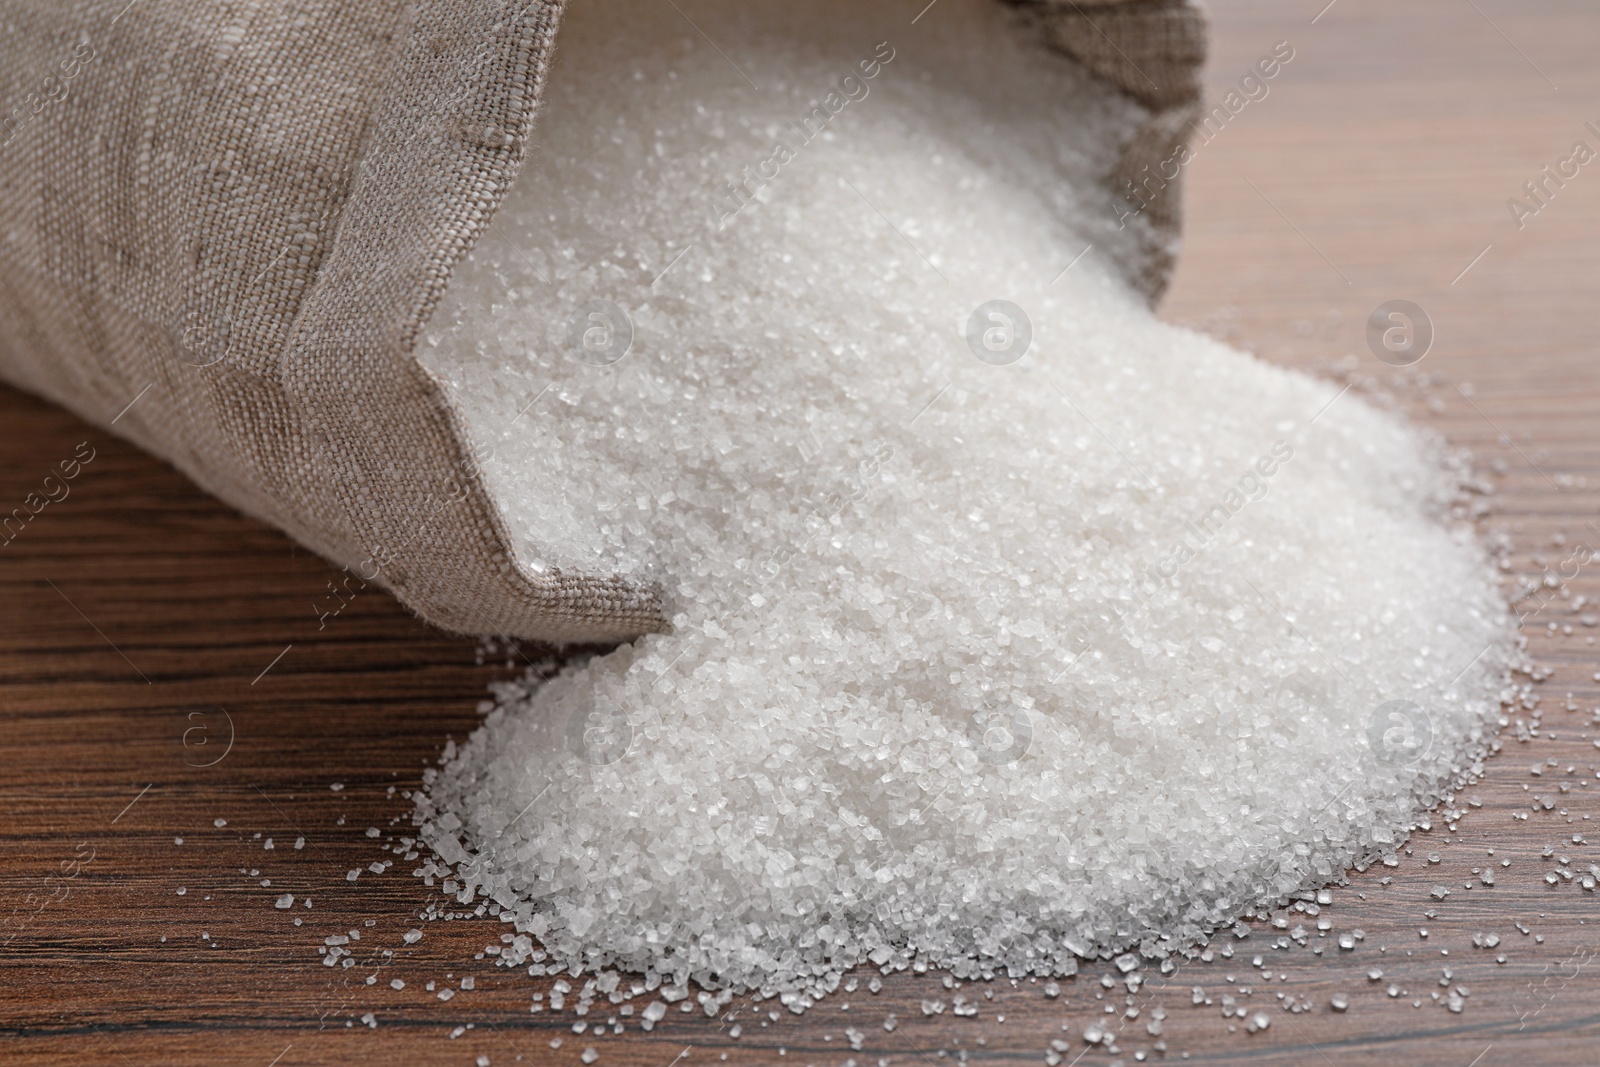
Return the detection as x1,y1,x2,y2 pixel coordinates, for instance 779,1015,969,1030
415,0,1517,1004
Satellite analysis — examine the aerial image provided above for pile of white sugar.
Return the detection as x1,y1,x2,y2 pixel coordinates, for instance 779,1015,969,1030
414,0,1517,1004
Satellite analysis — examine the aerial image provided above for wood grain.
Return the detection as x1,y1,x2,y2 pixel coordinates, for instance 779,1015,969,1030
3,1,1599,1064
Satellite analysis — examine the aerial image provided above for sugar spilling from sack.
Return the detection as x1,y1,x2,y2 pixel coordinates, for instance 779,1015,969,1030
414,0,1517,1006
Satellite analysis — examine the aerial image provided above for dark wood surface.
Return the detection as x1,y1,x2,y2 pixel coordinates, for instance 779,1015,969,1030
4,1,1599,1064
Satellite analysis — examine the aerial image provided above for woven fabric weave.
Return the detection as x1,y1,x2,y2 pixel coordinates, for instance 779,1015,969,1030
0,0,1204,641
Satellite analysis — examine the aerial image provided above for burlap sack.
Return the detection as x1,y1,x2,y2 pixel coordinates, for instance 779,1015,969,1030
0,0,1204,642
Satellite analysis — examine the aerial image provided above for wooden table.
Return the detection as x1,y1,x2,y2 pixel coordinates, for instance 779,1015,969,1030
3,1,1597,1064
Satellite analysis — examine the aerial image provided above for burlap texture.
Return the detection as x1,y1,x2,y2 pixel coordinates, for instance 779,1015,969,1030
1028,0,1206,287
0,0,1204,642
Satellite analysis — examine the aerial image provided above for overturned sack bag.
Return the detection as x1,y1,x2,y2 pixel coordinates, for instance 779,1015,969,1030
0,0,1203,641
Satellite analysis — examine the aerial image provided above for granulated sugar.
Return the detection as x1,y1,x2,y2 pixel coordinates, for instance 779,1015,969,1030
413,0,1518,1003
